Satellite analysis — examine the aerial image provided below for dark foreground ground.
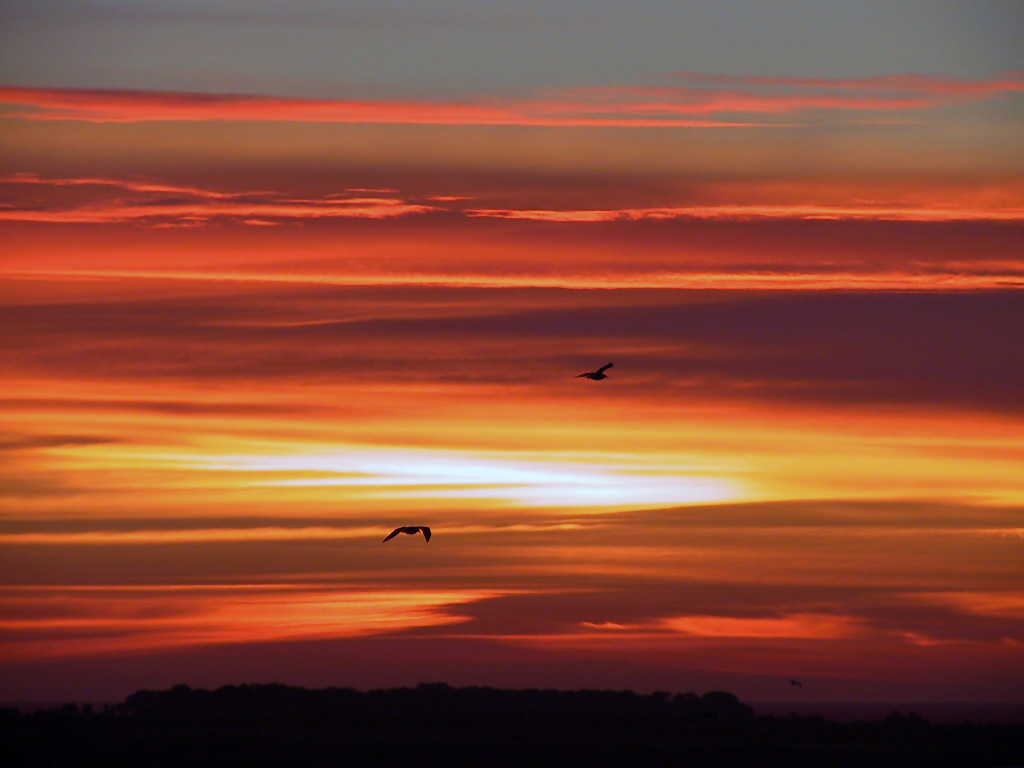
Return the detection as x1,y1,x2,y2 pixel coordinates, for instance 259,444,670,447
3,683,1022,767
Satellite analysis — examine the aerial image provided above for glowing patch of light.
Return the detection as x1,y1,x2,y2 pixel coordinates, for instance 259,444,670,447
189,447,741,508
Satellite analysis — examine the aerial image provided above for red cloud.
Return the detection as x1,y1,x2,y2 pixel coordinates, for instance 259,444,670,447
0,173,438,225
0,172,252,199
465,203,1024,223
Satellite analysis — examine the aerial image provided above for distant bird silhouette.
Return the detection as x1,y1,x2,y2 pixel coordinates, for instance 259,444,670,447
576,362,613,380
789,679,803,688
382,526,431,543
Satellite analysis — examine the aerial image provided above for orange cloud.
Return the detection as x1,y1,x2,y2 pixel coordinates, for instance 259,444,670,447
0,172,245,199
5,172,1024,228
906,591,1024,620
8,267,1024,291
0,522,587,547
0,173,438,224
3,72,1019,126
0,86,756,127
0,585,504,661
662,613,865,640
501,612,868,648
0,526,379,546
465,203,1024,223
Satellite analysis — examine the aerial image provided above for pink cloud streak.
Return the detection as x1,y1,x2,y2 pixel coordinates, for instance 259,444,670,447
3,71,1018,126
0,86,755,127
661,71,1024,96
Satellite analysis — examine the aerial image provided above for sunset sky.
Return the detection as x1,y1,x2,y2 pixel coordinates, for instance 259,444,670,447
1,0,1023,705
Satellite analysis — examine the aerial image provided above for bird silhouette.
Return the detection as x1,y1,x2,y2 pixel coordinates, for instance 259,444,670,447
789,679,803,688
576,362,614,380
382,526,431,543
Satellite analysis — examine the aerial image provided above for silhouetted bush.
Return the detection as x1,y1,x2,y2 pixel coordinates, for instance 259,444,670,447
2,684,1021,767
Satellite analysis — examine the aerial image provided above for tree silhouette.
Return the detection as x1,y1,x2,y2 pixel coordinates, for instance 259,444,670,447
2,684,1021,767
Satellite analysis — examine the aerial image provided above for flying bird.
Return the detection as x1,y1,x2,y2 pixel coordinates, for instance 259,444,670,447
382,526,432,543
789,679,803,688
576,362,614,380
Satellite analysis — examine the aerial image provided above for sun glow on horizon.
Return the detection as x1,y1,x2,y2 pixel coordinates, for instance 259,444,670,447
186,447,742,509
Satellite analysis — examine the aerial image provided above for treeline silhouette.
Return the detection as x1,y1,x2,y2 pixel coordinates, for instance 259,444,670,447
3,683,1022,767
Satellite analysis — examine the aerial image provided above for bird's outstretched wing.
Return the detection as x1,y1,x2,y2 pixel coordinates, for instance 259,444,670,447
420,526,431,542
382,528,402,543
597,362,614,374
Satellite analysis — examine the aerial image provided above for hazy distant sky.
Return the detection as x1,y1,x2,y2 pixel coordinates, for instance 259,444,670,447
1,0,1022,704
3,1,1023,95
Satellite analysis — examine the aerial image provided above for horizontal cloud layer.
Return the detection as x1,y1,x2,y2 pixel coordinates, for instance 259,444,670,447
3,71,1022,125
4,173,1024,230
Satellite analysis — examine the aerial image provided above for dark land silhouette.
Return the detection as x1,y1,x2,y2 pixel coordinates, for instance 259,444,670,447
3,683,1022,767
